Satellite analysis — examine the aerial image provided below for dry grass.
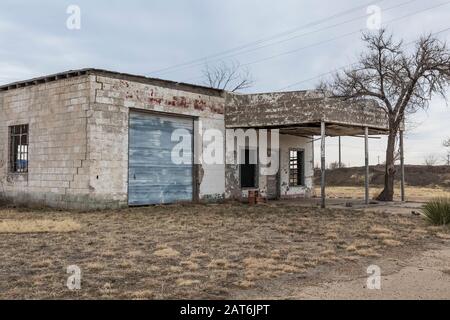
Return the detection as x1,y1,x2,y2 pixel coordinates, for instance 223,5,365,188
382,239,403,247
128,290,155,300
176,279,201,287
317,186,450,202
0,202,448,299
0,218,81,233
153,247,180,258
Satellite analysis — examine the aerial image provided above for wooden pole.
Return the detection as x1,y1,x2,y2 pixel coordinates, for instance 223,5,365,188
321,122,326,209
400,129,405,202
365,127,369,205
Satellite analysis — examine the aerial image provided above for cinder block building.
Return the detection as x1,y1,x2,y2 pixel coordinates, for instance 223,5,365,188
0,69,388,209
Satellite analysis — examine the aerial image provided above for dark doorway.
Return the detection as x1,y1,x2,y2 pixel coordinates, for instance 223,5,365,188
240,149,257,188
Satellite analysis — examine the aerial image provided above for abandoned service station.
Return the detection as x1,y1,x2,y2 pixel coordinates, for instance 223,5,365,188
0,69,392,209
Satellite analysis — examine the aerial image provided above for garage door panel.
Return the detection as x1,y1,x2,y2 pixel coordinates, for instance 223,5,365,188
128,112,193,206
129,149,193,165
129,128,185,146
128,189,192,206
129,166,192,182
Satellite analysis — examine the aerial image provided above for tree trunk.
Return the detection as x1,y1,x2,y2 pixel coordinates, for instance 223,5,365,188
377,131,397,201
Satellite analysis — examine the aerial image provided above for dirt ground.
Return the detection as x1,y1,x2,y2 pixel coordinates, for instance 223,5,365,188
292,247,450,300
0,201,449,300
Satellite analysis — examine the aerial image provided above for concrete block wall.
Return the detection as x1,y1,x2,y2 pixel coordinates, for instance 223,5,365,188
0,72,227,209
0,75,93,209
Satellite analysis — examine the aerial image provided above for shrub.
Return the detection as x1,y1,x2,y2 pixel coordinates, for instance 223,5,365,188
421,198,450,226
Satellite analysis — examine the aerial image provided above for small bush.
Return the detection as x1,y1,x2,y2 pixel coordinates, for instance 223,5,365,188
421,198,450,226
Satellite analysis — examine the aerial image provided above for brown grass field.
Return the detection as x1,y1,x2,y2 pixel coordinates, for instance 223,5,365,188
316,185,450,202
0,199,449,299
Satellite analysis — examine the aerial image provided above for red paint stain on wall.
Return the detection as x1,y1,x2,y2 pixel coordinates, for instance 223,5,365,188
194,99,207,111
148,97,162,105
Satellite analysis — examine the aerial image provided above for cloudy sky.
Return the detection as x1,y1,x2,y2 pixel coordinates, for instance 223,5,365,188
1,0,449,166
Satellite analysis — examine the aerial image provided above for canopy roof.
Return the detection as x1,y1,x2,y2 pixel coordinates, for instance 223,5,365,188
225,91,390,136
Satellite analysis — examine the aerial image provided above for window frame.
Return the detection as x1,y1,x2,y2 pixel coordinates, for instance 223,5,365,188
9,124,29,174
289,148,305,187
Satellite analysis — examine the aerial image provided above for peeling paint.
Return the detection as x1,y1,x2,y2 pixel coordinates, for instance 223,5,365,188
225,91,389,134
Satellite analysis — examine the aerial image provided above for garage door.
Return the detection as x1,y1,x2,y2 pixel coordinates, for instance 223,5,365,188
128,111,193,205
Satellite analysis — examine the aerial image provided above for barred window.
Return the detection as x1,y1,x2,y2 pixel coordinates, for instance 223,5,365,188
289,149,305,186
9,124,29,173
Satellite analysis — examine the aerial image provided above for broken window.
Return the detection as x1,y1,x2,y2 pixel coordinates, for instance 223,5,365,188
289,149,305,186
9,124,29,173
240,149,257,188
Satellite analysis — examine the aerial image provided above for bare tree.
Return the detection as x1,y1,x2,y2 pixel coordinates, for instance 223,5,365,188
424,154,439,166
320,29,450,201
329,161,346,170
441,154,450,166
202,61,253,92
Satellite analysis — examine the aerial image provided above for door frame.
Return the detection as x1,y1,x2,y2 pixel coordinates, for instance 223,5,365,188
266,148,281,200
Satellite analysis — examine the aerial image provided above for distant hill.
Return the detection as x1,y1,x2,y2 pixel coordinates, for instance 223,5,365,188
314,165,450,188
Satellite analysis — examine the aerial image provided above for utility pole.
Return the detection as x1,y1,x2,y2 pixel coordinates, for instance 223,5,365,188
364,127,369,205
338,137,342,168
321,122,326,209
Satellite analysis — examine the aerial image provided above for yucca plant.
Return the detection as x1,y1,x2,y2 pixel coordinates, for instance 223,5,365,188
421,198,450,226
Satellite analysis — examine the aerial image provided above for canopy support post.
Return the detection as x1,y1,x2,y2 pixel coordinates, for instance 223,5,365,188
321,121,326,209
365,127,370,205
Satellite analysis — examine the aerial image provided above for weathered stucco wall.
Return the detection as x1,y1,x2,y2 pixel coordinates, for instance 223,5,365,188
225,92,389,131
224,133,314,200
279,135,314,198
0,75,93,209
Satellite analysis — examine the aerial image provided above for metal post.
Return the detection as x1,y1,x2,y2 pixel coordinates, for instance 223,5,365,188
321,122,326,209
400,129,405,202
365,127,369,205
338,136,342,168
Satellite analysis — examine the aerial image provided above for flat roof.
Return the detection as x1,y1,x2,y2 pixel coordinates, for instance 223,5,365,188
0,68,225,96
225,91,390,135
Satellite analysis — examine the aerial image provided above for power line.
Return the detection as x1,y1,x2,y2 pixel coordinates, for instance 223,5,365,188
241,2,450,68
161,0,417,79
148,0,387,76
184,0,450,85
278,24,450,91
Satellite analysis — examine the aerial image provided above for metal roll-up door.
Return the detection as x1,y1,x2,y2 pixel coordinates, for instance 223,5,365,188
128,111,193,205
